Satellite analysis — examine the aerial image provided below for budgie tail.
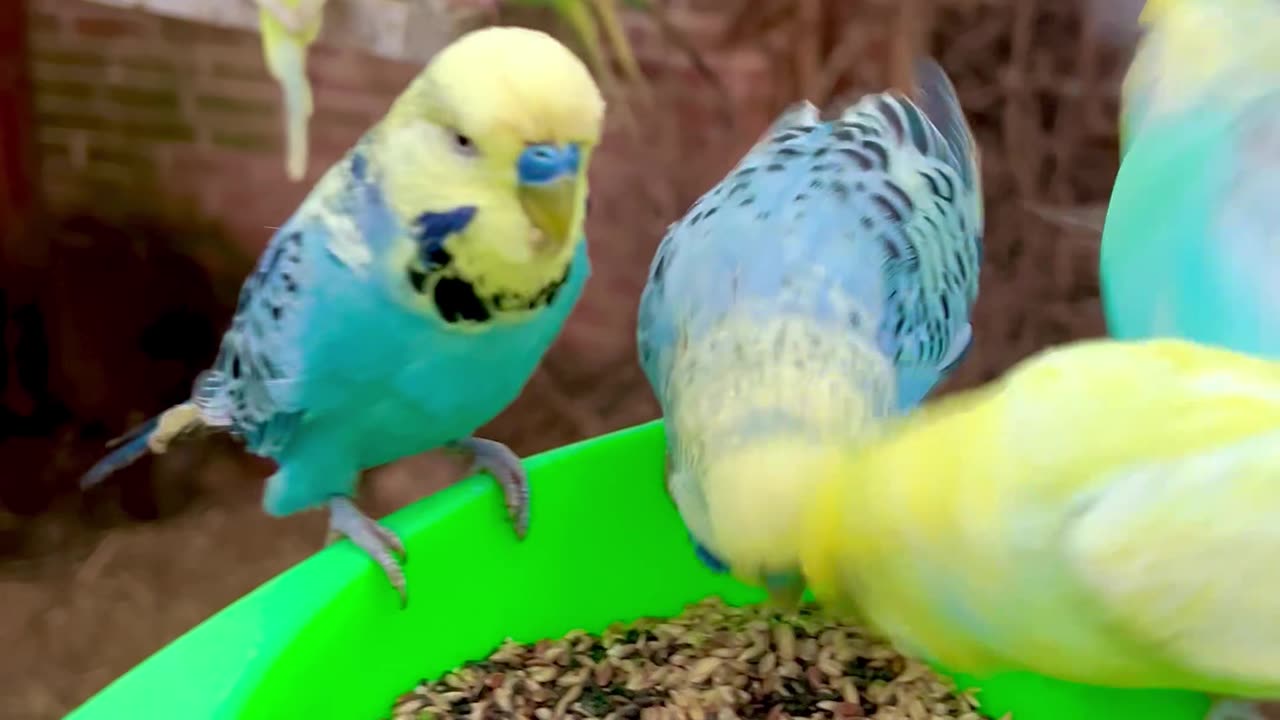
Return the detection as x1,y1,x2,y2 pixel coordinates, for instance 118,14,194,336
79,403,206,489
911,58,981,190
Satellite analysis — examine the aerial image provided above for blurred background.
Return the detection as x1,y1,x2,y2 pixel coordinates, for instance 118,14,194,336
0,0,1134,716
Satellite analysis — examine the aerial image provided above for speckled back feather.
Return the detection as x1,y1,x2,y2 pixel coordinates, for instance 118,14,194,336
639,58,983,413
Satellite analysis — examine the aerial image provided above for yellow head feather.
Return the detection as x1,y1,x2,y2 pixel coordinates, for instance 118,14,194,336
370,27,605,318
1137,0,1175,24
1123,0,1280,147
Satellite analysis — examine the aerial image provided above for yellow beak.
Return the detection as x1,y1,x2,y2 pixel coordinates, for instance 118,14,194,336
519,175,580,253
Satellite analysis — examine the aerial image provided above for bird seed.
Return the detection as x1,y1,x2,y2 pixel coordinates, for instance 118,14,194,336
389,597,989,720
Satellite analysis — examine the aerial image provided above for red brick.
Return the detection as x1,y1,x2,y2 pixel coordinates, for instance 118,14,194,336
209,130,281,153
113,60,194,92
116,54,185,73
314,106,376,133
37,108,109,133
36,76,97,98
310,84,393,117
203,112,282,143
163,147,253,181
159,17,253,48
191,80,280,116
34,124,83,147
308,123,364,154
207,60,266,84
32,47,106,67
112,116,197,143
38,139,70,163
106,85,180,109
32,99,101,135
304,140,360,168
72,16,147,39
194,93,276,116
307,47,416,96
28,10,62,35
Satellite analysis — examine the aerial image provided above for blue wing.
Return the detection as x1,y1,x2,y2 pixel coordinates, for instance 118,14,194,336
194,146,394,457
867,60,984,407
194,211,314,456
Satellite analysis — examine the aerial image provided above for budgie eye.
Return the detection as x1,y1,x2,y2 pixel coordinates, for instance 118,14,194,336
450,130,477,157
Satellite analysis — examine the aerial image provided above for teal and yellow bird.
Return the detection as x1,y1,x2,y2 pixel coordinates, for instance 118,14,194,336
255,0,328,181
80,27,605,605
636,59,984,605
1101,0,1280,357
800,337,1280,720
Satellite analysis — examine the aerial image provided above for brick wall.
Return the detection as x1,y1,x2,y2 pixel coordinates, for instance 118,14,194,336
29,0,422,262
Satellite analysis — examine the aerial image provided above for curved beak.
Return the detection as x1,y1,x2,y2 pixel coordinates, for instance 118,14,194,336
517,143,583,253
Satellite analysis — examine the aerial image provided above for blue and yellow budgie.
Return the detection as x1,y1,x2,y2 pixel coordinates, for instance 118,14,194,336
800,337,1280,720
636,59,984,605
1101,0,1280,357
80,27,605,605
255,0,328,181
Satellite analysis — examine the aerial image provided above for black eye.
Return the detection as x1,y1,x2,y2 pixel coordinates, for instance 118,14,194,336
451,131,476,155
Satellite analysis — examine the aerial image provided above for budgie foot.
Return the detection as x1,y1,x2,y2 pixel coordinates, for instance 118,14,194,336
326,497,409,607
1206,699,1268,720
448,437,530,538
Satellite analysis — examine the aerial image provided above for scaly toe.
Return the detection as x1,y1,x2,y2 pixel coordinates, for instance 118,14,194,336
371,521,408,563
453,437,530,539
327,497,409,606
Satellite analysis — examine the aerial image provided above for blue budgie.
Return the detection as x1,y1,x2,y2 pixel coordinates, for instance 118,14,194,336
636,59,984,604
79,26,606,605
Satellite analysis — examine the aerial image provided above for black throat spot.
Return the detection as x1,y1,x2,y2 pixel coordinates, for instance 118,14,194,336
407,265,573,326
433,276,491,323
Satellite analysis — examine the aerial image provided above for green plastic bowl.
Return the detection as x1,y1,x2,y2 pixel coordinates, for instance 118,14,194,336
68,420,1211,720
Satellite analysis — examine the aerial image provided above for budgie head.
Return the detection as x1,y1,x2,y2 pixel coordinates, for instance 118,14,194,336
371,26,605,320
1121,0,1280,151
665,309,898,609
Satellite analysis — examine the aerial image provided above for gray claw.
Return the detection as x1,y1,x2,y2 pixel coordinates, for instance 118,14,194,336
449,437,530,538
327,497,409,607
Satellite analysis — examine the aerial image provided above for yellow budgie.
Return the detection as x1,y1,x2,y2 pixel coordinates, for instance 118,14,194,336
798,337,1280,720
255,0,327,181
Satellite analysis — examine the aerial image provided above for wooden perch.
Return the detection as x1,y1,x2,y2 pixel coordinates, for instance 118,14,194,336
80,0,460,64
